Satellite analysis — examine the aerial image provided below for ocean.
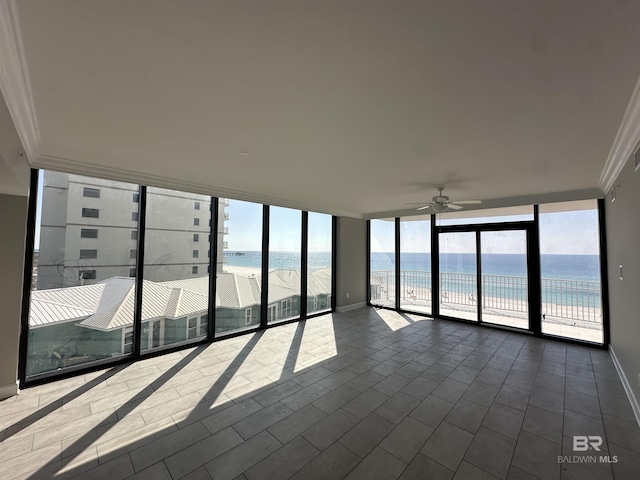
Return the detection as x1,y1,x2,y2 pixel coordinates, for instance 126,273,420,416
371,252,602,307
373,252,601,282
232,251,601,307
227,251,600,282
225,251,331,272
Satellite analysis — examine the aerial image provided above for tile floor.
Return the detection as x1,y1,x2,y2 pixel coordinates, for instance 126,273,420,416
1,307,640,480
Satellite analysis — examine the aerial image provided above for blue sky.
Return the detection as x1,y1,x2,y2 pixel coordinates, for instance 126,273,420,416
227,201,332,251
34,182,332,251
371,209,600,255
34,172,598,255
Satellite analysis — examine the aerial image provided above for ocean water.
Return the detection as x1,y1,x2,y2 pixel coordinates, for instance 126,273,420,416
227,251,600,282
371,252,601,306
227,251,600,306
225,251,331,271
371,252,600,282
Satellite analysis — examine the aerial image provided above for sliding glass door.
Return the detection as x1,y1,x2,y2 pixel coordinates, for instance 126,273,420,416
437,227,533,329
480,230,529,329
438,232,478,321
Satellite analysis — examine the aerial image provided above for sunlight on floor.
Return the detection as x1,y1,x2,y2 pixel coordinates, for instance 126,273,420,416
376,310,412,331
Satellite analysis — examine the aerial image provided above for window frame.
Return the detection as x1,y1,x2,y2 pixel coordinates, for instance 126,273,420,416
83,187,100,198
80,228,98,239
281,298,292,319
79,249,97,259
18,169,338,389
79,269,96,280
81,207,99,218
122,327,134,354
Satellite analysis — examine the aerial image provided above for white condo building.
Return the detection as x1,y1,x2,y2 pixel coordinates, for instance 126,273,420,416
37,171,228,289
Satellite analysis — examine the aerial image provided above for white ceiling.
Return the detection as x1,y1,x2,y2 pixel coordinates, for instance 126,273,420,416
4,0,640,217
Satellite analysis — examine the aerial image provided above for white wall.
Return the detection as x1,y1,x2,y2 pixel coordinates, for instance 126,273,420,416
0,193,28,398
336,216,367,310
605,154,640,419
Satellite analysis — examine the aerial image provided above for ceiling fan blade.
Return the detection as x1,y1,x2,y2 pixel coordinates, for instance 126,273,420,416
454,200,482,204
404,202,432,205
416,205,431,211
447,204,464,210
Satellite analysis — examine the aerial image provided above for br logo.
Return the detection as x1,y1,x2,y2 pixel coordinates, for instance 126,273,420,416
573,436,603,452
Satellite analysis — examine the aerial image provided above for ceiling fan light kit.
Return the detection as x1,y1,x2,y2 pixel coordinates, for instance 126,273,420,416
407,187,482,213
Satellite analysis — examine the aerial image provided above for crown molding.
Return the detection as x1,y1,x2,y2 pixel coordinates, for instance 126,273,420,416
599,73,640,194
34,154,363,219
0,0,40,162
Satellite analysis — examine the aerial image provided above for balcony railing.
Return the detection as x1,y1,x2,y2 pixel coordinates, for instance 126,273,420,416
370,270,601,323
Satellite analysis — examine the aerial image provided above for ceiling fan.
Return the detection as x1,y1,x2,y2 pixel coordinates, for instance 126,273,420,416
406,187,482,213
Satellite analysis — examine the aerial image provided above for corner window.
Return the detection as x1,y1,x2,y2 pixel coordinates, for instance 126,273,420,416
25,170,139,378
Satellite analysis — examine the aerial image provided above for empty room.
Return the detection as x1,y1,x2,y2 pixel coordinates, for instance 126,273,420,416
1,1,640,479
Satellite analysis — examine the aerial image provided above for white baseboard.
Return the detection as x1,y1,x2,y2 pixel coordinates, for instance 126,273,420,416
0,382,18,400
609,346,640,428
336,302,366,313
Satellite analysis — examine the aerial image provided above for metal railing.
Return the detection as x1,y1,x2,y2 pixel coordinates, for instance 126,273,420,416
370,270,601,323
541,278,601,323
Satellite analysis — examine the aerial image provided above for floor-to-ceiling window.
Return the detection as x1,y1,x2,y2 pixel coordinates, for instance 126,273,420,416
21,170,336,385
368,203,605,345
25,171,139,377
141,187,211,352
215,199,262,334
399,215,431,314
268,206,302,323
539,200,603,343
369,218,396,307
307,212,333,314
